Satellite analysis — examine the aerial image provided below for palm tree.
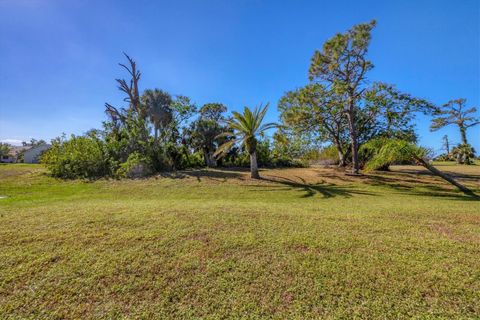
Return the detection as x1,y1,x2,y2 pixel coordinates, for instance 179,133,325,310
363,138,475,196
141,89,173,140
214,104,276,179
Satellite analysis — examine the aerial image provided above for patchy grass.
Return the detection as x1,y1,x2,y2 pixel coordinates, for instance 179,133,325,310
0,163,479,319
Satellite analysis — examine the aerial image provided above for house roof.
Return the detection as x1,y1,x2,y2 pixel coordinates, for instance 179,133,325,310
7,146,29,157
24,144,51,154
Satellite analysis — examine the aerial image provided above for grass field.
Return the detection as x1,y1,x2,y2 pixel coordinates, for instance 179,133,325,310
0,163,479,319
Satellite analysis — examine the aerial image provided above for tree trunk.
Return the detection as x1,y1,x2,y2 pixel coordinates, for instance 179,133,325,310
346,107,360,174
203,150,209,167
337,151,347,167
459,125,468,145
414,155,476,196
203,149,217,168
332,138,347,167
250,151,260,179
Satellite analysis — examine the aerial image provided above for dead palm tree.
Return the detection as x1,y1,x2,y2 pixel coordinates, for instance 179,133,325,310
214,104,276,179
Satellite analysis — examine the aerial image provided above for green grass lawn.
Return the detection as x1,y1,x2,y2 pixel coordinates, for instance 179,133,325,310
0,164,479,319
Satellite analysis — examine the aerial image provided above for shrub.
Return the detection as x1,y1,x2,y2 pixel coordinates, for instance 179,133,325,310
451,144,475,165
41,135,111,179
116,152,153,178
434,153,454,162
181,151,205,168
302,145,340,165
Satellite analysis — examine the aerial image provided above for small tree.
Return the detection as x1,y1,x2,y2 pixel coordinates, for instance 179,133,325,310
0,143,11,159
279,83,349,166
215,104,276,179
187,103,227,167
431,98,479,146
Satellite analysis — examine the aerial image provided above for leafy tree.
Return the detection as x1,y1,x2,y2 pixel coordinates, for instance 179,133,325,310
271,129,316,161
279,83,349,166
431,98,479,146
0,143,11,159
41,134,111,179
22,138,47,147
361,82,433,143
309,20,377,174
187,103,227,167
215,104,276,179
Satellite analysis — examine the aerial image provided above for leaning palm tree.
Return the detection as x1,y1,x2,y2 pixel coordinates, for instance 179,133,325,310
214,104,276,179
363,138,476,196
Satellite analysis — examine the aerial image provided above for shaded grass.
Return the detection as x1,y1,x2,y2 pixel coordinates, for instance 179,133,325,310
0,164,479,319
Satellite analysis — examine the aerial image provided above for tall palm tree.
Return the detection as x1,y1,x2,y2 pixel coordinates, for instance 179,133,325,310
141,89,173,140
214,104,276,179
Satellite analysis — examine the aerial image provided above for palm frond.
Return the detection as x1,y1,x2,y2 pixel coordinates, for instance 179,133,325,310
363,139,426,172
214,132,235,140
213,140,237,158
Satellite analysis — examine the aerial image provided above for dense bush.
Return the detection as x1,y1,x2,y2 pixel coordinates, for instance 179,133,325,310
41,135,111,179
181,151,205,169
116,152,153,178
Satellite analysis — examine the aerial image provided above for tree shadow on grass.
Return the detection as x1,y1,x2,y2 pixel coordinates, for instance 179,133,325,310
362,173,480,201
256,175,374,199
158,168,245,182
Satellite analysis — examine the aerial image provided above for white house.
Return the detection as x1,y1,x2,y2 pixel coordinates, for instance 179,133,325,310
1,146,28,163
23,144,51,163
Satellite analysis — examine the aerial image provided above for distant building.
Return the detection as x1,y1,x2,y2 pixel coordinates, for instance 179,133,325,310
23,144,51,164
1,146,28,163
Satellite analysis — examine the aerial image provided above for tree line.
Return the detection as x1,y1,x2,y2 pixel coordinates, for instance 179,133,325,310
39,20,478,185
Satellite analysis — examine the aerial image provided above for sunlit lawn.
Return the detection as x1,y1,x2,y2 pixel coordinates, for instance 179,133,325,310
0,163,479,319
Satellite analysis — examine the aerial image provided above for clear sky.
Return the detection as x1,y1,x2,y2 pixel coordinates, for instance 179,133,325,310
0,0,479,153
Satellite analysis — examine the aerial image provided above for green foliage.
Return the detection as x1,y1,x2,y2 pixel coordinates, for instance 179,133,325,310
434,153,454,162
361,82,433,143
278,83,348,163
41,135,111,179
302,145,341,165
181,151,205,168
116,152,153,178
215,104,276,178
186,103,228,167
0,143,11,158
215,104,276,158
451,144,476,165
22,138,47,147
309,20,376,89
141,88,174,138
362,139,428,172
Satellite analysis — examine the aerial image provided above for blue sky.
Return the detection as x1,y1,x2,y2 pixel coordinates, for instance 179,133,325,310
0,0,478,153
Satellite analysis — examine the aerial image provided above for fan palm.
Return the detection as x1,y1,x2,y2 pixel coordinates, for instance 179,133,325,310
141,89,173,140
214,104,276,179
